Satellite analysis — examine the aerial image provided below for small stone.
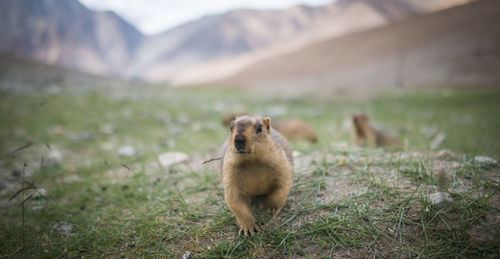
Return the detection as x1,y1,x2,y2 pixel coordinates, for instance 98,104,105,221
118,146,136,157
474,156,497,165
436,149,455,159
33,187,47,199
430,132,446,150
0,179,7,190
182,251,193,259
50,221,74,237
100,124,115,134
80,132,95,141
157,152,188,168
315,197,325,205
428,192,453,205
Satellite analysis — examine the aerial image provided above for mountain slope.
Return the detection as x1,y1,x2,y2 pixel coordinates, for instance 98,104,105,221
0,0,143,76
214,0,500,93
128,0,442,82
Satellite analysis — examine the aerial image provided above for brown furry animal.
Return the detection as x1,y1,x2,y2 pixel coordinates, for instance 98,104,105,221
351,114,398,147
219,115,293,236
272,119,318,143
223,114,317,143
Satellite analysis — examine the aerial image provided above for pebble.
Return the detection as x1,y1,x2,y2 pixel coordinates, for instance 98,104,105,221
428,192,453,205
182,251,193,259
50,221,74,237
474,156,497,165
158,152,188,168
118,146,136,157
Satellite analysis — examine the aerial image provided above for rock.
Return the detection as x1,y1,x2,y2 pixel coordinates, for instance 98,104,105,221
436,149,456,159
182,251,193,259
428,192,453,205
50,221,74,237
430,132,446,150
100,124,115,134
42,147,63,168
474,156,497,165
292,151,302,158
158,152,188,168
315,197,325,205
33,187,47,199
118,146,136,157
79,132,95,141
420,125,438,138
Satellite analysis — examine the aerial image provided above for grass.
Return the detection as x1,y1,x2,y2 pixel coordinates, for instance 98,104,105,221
0,86,499,258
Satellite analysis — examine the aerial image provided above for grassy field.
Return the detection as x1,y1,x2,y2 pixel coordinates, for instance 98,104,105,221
0,86,499,258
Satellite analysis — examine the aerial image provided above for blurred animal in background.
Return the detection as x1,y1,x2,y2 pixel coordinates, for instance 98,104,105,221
222,113,318,143
351,114,399,147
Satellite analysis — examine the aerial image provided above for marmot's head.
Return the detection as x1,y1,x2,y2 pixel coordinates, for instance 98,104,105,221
228,115,272,155
222,112,248,127
352,114,370,134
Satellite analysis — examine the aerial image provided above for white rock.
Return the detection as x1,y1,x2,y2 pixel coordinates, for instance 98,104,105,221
474,156,497,165
430,132,446,150
118,146,136,157
50,221,74,237
100,124,115,134
158,152,188,168
428,192,453,205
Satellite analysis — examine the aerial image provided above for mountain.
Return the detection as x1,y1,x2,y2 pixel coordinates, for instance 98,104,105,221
212,0,500,93
139,0,476,83
0,0,476,83
130,0,423,82
0,0,143,76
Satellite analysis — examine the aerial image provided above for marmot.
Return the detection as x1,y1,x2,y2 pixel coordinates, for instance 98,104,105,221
219,115,293,236
223,113,318,143
351,114,399,147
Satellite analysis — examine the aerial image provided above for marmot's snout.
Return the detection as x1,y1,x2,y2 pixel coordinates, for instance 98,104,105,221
234,134,248,153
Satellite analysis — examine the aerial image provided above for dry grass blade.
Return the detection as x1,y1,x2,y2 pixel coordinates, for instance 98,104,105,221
8,141,34,156
201,157,222,166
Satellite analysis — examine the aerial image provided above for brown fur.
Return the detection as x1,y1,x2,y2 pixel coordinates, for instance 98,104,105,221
222,113,248,127
351,114,399,147
223,113,317,143
219,115,293,236
272,119,318,143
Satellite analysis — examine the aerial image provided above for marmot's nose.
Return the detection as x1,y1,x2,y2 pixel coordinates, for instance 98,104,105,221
234,135,246,151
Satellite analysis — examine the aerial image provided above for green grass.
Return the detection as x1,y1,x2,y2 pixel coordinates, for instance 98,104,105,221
0,86,499,257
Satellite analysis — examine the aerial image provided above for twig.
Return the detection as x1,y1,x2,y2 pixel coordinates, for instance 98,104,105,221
8,183,36,201
17,194,34,207
121,163,131,171
8,141,33,156
201,157,222,166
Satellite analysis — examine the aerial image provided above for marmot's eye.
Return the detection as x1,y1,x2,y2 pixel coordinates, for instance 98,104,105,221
256,124,262,133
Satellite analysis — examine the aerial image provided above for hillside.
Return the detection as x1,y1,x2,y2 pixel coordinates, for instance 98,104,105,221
0,0,143,76
214,0,500,93
0,0,475,83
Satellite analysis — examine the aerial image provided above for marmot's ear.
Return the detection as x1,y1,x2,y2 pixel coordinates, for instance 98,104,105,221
229,120,235,132
263,117,271,132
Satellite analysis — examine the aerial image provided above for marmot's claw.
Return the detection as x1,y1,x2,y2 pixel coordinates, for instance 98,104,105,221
238,225,259,237
268,207,281,216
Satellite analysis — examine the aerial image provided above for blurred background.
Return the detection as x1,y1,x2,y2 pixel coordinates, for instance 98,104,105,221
1,0,500,257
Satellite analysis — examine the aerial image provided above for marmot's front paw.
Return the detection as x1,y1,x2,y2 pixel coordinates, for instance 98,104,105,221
266,206,282,217
238,224,259,237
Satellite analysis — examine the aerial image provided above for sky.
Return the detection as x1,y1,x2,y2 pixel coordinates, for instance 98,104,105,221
79,0,334,35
